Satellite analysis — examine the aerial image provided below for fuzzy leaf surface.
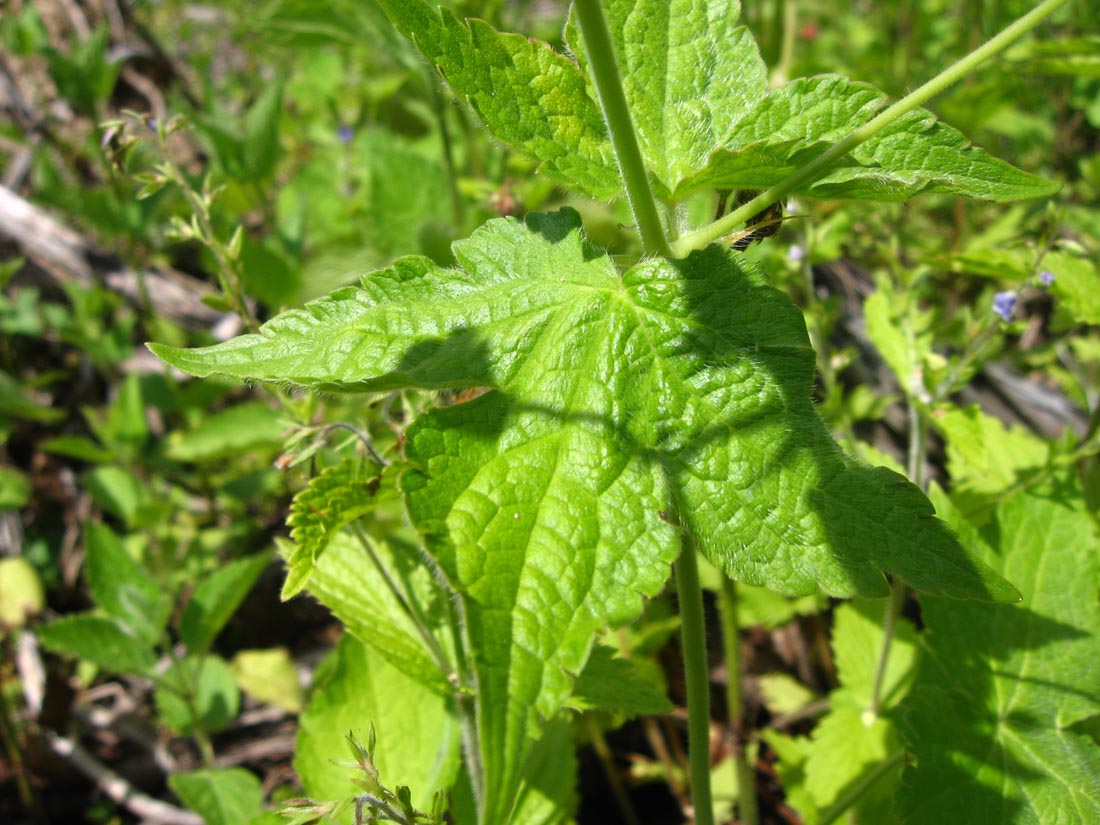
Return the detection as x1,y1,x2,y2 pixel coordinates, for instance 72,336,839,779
679,75,1058,202
283,459,387,598
565,0,766,200
291,531,454,695
151,209,1015,822
899,479,1100,824
565,645,672,717
295,634,461,817
376,0,618,198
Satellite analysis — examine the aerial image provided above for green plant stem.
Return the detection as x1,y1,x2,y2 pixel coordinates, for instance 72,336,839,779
718,579,758,825
771,0,797,86
674,531,715,825
427,71,465,229
572,0,672,258
670,0,1072,258
584,715,642,825
870,388,927,718
817,750,905,825
350,524,453,679
153,128,258,333
868,579,906,719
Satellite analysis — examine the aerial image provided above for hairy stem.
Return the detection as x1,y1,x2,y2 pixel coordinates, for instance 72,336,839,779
718,578,758,825
572,0,671,258
675,531,715,825
670,0,1072,257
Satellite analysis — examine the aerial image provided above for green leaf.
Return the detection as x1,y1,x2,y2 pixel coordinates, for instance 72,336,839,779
932,404,1049,511
0,557,45,630
180,551,272,654
150,209,1016,821
899,477,1100,824
38,614,156,675
84,523,171,644
830,599,918,711
0,466,30,510
242,80,284,181
451,717,577,825
864,275,935,398
566,0,766,200
698,557,823,628
295,634,461,816
165,402,287,462
679,75,1058,202
156,654,240,736
802,600,917,811
84,465,151,527
506,717,577,825
760,730,818,823
565,645,672,717
41,435,115,463
758,673,818,717
290,532,453,694
384,3,1049,205
230,647,304,713
0,371,64,424
169,768,264,825
283,458,385,598
376,0,619,198
1045,249,1100,324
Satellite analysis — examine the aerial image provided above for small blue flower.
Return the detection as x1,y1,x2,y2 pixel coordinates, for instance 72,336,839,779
337,125,354,144
993,290,1017,322
146,117,158,132
788,244,804,263
1038,270,1055,287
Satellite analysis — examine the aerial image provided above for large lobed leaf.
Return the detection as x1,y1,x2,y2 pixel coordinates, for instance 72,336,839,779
677,75,1058,203
376,0,619,199
152,208,1016,822
381,0,1054,205
898,480,1100,823
565,0,767,199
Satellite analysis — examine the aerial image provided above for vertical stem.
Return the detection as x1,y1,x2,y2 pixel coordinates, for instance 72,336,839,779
867,580,906,719
572,0,671,258
718,579,758,825
772,0,798,86
674,532,715,825
427,72,465,230
870,384,927,718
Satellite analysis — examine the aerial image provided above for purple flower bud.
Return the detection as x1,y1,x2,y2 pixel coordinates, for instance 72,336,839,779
788,244,804,263
146,117,158,132
337,125,353,144
1038,270,1055,287
993,290,1017,322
